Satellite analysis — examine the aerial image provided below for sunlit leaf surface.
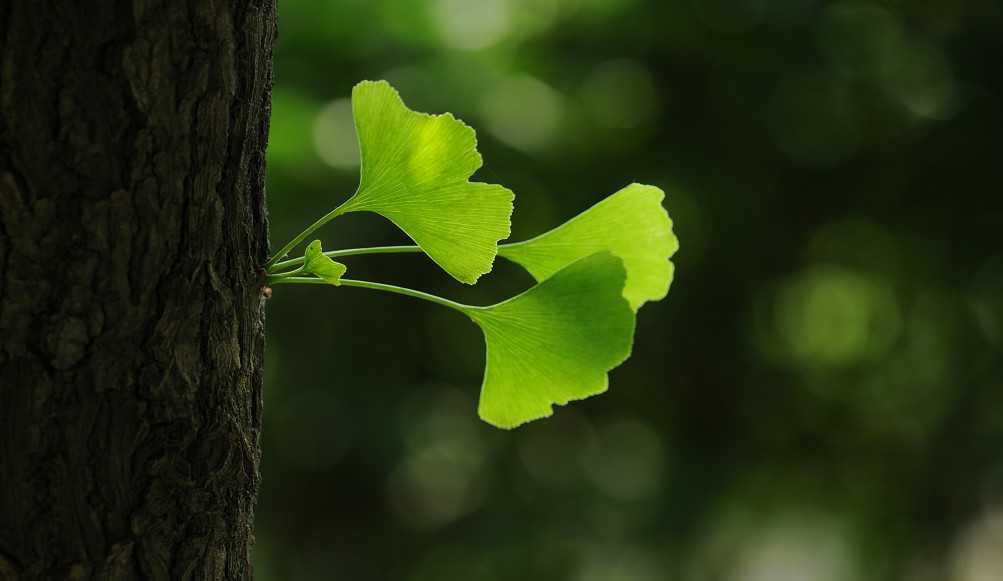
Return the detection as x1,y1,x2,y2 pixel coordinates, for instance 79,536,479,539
341,80,514,284
499,183,678,311
463,252,636,428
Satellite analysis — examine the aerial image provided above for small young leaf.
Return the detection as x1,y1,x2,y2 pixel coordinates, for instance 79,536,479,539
303,240,347,286
499,183,678,311
464,252,635,429
340,80,514,284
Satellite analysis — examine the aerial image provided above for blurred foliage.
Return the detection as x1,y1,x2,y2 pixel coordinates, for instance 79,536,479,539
257,1,1003,579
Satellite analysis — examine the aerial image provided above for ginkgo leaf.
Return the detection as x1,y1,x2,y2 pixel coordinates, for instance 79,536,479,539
462,252,635,429
303,240,347,286
338,80,514,284
498,183,678,311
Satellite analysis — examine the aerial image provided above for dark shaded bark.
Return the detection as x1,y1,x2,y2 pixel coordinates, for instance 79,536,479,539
0,1,275,579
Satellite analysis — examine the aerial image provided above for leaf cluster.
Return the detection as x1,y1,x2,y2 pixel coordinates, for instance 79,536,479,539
267,81,679,428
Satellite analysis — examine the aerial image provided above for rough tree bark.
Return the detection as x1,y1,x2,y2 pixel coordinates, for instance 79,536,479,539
0,1,275,579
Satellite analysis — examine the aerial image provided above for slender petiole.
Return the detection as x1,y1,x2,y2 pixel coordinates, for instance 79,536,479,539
269,276,472,314
268,240,526,273
264,198,353,271
269,244,425,272
265,265,307,282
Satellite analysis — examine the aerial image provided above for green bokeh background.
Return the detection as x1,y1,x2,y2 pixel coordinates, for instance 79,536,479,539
257,1,1003,579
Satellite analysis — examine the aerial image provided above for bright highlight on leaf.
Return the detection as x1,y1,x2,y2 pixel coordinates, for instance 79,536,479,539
499,183,678,311
462,252,636,429
303,240,347,286
339,80,514,284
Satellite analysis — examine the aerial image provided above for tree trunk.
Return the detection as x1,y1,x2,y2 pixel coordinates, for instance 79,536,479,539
0,1,275,579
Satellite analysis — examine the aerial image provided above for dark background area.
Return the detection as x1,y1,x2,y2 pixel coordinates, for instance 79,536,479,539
257,1,1003,579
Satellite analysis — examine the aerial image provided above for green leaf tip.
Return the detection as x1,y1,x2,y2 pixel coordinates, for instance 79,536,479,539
304,240,347,286
341,80,514,284
465,252,636,429
499,183,679,311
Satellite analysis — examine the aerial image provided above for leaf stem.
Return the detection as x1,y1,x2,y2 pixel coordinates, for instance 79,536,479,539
270,277,471,313
266,265,307,281
269,244,425,272
264,198,353,271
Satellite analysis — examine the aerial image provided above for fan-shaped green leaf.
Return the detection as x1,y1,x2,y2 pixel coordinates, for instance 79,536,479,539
499,183,678,310
303,240,347,286
463,252,635,428
339,80,514,284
